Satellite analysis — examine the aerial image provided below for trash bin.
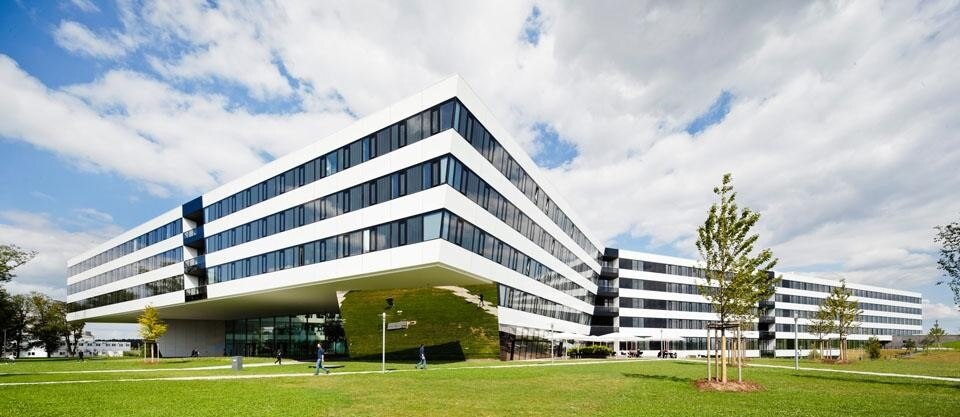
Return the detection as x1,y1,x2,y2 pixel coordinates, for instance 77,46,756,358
231,356,243,371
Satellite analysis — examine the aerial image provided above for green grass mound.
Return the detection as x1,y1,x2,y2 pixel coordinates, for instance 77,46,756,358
340,285,498,362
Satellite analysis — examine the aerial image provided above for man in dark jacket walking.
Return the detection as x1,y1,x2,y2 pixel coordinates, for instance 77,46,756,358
274,349,282,365
313,343,329,375
415,344,426,369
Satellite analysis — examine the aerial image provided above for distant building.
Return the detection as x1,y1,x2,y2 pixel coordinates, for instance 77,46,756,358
50,332,131,357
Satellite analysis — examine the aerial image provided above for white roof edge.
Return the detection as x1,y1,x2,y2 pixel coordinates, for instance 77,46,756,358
615,249,921,298
779,272,922,298
202,74,461,204
452,76,606,253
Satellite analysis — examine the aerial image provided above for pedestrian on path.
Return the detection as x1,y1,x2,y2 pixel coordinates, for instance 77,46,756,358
416,344,427,369
478,293,484,309
314,343,329,375
274,349,282,365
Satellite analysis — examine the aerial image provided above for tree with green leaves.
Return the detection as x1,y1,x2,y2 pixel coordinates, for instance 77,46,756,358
807,304,834,359
138,305,167,362
696,173,779,383
866,337,882,359
823,280,861,362
0,244,37,283
7,294,31,358
935,215,960,307
63,320,86,357
28,293,68,356
928,321,946,348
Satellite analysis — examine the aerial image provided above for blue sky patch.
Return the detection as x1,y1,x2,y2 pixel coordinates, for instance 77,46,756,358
685,90,733,135
521,6,544,46
531,123,577,169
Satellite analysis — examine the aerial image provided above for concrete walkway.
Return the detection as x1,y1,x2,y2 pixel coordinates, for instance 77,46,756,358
0,359,640,387
437,286,498,315
679,359,960,383
0,360,303,375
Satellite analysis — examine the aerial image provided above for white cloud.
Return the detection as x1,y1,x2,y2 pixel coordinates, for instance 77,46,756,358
69,0,100,13
5,0,960,299
0,210,122,300
0,56,355,196
53,20,129,58
921,300,960,331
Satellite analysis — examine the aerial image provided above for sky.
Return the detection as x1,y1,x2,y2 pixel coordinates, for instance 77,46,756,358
1,0,958,339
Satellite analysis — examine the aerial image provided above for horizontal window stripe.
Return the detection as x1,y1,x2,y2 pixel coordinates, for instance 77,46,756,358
68,220,182,277
204,101,457,223
68,275,184,312
69,248,183,295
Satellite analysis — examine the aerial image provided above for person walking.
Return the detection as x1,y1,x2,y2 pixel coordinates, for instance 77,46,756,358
313,343,329,375
478,293,484,309
274,349,283,365
415,344,426,370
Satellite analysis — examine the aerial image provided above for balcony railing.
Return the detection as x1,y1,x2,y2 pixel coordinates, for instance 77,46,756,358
183,226,205,249
596,286,619,298
184,256,206,277
185,286,207,302
590,325,619,336
600,266,619,279
594,306,619,316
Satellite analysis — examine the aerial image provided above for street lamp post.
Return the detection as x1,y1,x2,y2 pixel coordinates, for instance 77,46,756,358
381,312,386,374
660,329,664,357
550,323,554,362
793,311,799,371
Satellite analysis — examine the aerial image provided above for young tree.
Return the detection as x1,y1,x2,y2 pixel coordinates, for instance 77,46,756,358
903,338,917,352
0,244,37,283
823,280,861,362
138,305,167,362
696,173,779,383
935,214,960,306
928,321,946,348
807,305,834,359
28,293,68,356
865,337,882,359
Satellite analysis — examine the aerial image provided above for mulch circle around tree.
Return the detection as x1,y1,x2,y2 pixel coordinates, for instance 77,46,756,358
694,379,764,392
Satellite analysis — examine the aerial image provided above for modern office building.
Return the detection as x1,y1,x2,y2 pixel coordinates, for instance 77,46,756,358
65,76,922,359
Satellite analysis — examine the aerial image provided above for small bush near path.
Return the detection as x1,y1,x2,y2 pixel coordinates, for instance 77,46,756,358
569,345,613,358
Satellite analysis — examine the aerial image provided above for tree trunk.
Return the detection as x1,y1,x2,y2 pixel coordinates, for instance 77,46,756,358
720,329,728,383
737,329,743,382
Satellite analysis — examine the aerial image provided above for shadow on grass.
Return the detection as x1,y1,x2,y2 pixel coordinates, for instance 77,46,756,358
792,373,960,389
623,373,695,384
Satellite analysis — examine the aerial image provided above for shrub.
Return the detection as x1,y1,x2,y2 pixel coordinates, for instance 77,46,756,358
569,345,613,358
903,339,916,351
808,349,821,360
866,337,882,360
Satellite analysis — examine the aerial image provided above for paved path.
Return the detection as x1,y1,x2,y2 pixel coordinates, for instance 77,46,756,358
0,359,643,387
437,285,498,315
679,359,960,383
0,360,303,375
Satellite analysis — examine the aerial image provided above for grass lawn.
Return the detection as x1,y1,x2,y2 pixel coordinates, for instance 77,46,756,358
749,350,960,378
1,358,957,416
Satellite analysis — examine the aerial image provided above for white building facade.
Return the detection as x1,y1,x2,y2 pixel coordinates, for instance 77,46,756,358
65,76,922,359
